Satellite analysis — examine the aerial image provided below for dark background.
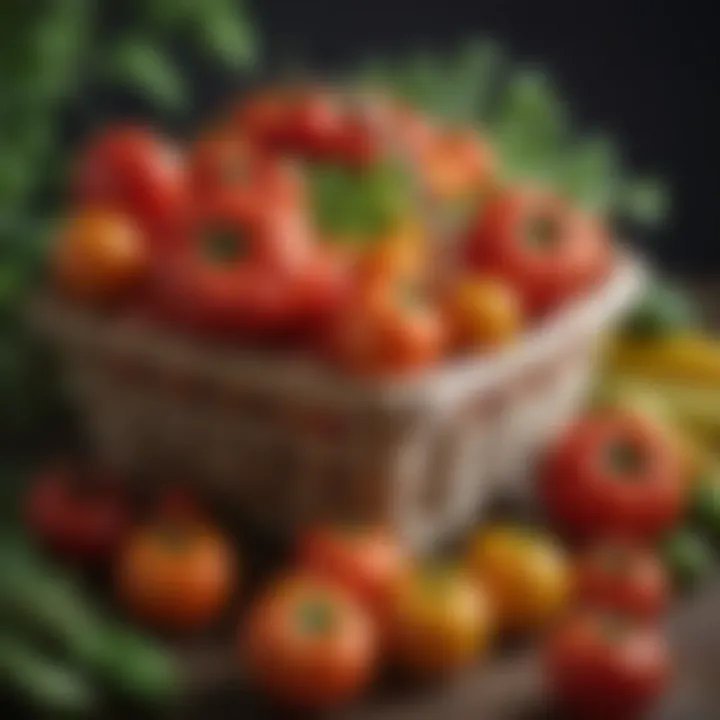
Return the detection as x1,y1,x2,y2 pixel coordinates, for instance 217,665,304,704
246,0,717,273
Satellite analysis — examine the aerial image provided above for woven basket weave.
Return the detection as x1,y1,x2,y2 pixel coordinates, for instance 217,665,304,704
31,257,643,550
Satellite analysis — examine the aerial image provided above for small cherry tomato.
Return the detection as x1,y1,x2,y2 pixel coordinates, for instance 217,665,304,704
244,575,377,710
75,126,186,246
541,410,686,541
24,464,130,563
545,610,671,720
463,187,613,316
444,276,523,352
297,525,407,614
574,542,670,619
326,277,445,377
155,194,311,337
466,525,570,633
386,565,493,678
420,128,497,200
54,209,148,304
116,513,236,631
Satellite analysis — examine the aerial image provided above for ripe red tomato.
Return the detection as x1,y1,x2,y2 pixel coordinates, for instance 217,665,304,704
24,465,130,563
545,609,671,720
244,575,377,710
297,526,407,614
189,129,305,211
463,187,613,316
75,126,186,247
541,410,686,541
155,194,312,337
283,88,346,159
332,103,385,169
291,247,352,331
235,89,293,149
574,542,670,619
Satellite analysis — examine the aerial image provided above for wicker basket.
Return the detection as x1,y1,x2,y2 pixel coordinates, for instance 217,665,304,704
30,257,644,550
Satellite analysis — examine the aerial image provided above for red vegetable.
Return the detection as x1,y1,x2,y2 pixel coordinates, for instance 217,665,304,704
541,410,685,541
155,194,312,337
297,525,407,614
244,575,378,710
574,541,670,619
24,465,130,563
463,187,612,316
75,126,186,247
545,609,671,720
189,129,305,211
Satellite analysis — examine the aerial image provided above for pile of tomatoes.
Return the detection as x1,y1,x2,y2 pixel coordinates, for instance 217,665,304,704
23,402,691,717
54,85,614,377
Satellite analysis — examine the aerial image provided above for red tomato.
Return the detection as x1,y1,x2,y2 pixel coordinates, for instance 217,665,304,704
463,187,613,316
545,610,671,720
290,251,353,340
332,103,385,169
244,575,377,710
24,465,130,563
541,410,686,541
297,526,407,614
189,129,305,211
155,194,312,337
235,90,293,149
282,88,346,159
75,126,186,246
574,542,670,619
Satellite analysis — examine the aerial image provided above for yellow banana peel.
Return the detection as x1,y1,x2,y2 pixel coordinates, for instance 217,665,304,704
605,333,720,385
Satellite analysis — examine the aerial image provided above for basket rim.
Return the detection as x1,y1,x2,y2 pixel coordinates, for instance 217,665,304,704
29,253,645,410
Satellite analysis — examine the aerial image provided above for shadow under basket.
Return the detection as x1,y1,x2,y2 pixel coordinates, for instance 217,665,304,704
30,258,644,551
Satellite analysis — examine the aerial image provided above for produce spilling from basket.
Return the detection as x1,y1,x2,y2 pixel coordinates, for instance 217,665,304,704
3,33,720,720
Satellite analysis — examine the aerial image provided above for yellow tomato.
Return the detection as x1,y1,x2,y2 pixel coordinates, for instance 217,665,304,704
446,276,523,352
466,526,570,633
386,565,493,678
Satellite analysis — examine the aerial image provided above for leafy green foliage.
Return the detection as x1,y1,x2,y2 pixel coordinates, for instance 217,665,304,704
309,162,414,241
350,39,669,229
105,37,188,111
197,0,259,70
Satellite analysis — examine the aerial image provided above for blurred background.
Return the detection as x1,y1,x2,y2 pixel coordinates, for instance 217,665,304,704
1,0,717,271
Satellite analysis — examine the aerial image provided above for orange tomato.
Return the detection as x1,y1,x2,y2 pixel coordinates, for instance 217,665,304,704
116,517,236,631
244,575,377,710
420,128,497,200
327,277,445,377
386,565,493,678
297,525,407,614
54,210,148,303
445,276,523,352
466,526,570,633
358,219,428,284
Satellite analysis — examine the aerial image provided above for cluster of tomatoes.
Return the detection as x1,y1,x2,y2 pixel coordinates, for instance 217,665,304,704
22,403,685,717
538,405,692,720
54,85,614,377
